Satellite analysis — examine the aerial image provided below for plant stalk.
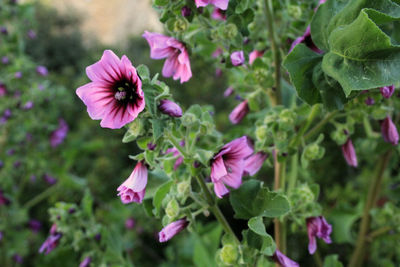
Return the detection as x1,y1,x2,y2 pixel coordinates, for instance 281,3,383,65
348,151,391,267
273,151,286,254
304,111,338,141
264,0,282,105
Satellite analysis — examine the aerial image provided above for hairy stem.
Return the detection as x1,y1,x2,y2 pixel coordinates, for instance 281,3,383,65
349,151,391,267
264,0,282,105
274,152,286,253
304,111,338,141
290,104,320,147
366,226,392,242
23,185,59,210
193,175,240,244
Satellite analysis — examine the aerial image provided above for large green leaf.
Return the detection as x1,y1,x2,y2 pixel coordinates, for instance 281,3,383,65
247,217,275,256
229,180,290,219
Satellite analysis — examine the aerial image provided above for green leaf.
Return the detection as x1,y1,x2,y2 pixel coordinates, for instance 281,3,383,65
323,255,344,267
230,180,290,219
151,119,165,141
153,181,173,215
143,83,158,116
235,0,250,14
321,8,400,95
283,44,322,105
81,189,93,217
154,0,169,6
243,229,276,256
122,119,143,143
248,216,269,237
136,64,150,81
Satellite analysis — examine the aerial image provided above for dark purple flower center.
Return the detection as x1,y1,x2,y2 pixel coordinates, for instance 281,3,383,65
113,79,139,104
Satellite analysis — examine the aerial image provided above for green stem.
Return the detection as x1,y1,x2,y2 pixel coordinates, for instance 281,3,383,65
366,226,392,242
23,185,59,210
193,175,240,244
168,135,190,158
290,104,320,147
264,0,282,105
273,152,286,253
313,251,323,267
348,151,391,267
304,111,338,141
287,153,298,195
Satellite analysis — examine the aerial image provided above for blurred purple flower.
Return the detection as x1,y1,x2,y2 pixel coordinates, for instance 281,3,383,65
50,119,68,147
13,161,21,168
229,100,249,124
243,152,268,176
29,219,42,233
381,116,399,145
80,257,92,267
0,160,3,169
22,101,34,110
0,231,3,241
14,72,22,79
181,6,192,17
0,109,12,124
158,99,183,117
0,26,8,35
36,66,48,76
159,218,188,242
125,218,136,230
289,26,322,54
1,56,9,65
249,50,264,65
147,142,156,151
224,87,234,98
211,8,226,20
341,139,357,167
27,30,36,39
39,232,62,254
212,47,223,58
307,216,332,254
273,250,299,267
43,174,57,185
365,97,374,106
7,148,15,155
13,254,23,264
380,85,395,99
215,68,223,77
0,189,10,206
230,51,245,66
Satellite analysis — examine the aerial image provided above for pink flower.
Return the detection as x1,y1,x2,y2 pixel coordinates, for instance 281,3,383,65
211,8,226,20
306,216,332,254
229,100,249,124
158,99,183,117
125,218,136,230
341,139,357,167
159,218,188,242
79,257,91,267
381,116,399,145
0,83,7,97
76,50,145,129
36,66,48,76
289,26,322,54
142,31,192,83
210,136,253,198
212,47,223,58
380,85,395,99
230,50,245,66
166,140,185,170
195,0,229,10
50,119,68,148
39,226,62,255
117,161,148,204
273,250,299,267
249,50,264,65
0,189,10,206
243,152,268,176
224,87,234,98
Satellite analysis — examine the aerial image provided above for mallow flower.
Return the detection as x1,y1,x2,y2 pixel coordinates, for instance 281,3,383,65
39,225,62,255
289,26,322,54
158,99,183,117
210,136,253,198
229,100,249,124
76,50,145,129
306,216,332,254
341,139,357,167
249,50,264,65
230,51,245,66
143,31,192,83
117,161,148,204
36,66,48,76
273,250,299,267
243,152,268,176
195,0,229,10
165,140,185,170
159,218,188,242
50,119,68,147
79,257,92,267
380,85,395,99
211,8,226,20
381,116,399,145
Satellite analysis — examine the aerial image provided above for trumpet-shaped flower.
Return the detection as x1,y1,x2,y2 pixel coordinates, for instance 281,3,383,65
306,216,332,254
159,218,188,242
341,139,357,167
381,116,399,145
76,50,145,129
195,0,229,10
117,161,148,204
229,100,249,124
273,250,299,267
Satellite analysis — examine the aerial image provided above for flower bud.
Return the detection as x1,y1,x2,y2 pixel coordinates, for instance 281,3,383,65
182,113,197,126
159,99,182,117
166,199,180,218
173,18,188,32
79,257,91,267
229,100,249,124
181,6,192,17
341,139,357,167
219,244,238,265
303,143,325,161
380,85,395,99
158,218,188,242
287,5,302,19
177,181,191,196
230,50,245,66
256,125,268,141
223,87,234,98
223,24,238,39
381,116,399,145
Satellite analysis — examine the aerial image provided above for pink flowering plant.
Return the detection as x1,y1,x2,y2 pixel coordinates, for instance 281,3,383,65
2,0,400,266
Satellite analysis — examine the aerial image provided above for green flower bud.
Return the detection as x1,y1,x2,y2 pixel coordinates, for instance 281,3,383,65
166,199,180,219
177,180,191,197
174,18,188,32
330,128,348,145
304,143,325,161
223,24,238,39
275,131,288,142
220,244,238,265
287,5,302,19
297,185,315,203
182,113,197,126
279,109,296,131
256,125,268,141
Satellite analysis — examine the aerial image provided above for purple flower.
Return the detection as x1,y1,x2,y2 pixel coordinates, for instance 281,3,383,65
212,48,223,58
143,32,192,83
380,85,395,99
0,109,12,124
159,218,188,242
0,231,3,241
38,84,45,91
229,100,249,124
365,97,374,106
50,119,68,147
7,148,15,155
158,99,183,117
12,254,23,264
381,116,399,145
211,8,226,20
289,26,322,54
195,0,229,10
13,161,21,168
117,161,148,204
215,68,223,77
0,26,8,35
79,257,92,267
307,216,332,254
210,136,253,198
43,174,57,185
125,218,136,229
27,30,36,39
147,142,156,150
14,72,22,79
224,87,234,98
36,66,48,76
243,152,268,176
0,189,10,206
0,160,3,169
1,56,9,65
249,50,264,65
29,219,42,233
39,233,62,254
341,139,357,167
181,6,192,17
273,250,299,267
165,141,185,171
0,84,7,97
230,51,245,66
76,50,145,129
22,101,34,110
